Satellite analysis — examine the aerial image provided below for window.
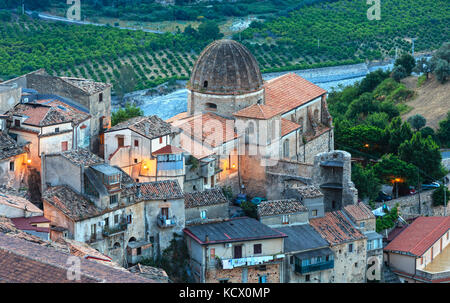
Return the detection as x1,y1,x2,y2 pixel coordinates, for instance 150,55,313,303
206,102,217,110
355,262,358,268
305,275,310,282
219,279,229,283
91,224,96,235
348,243,353,253
137,247,141,255
203,80,208,88
233,245,242,259
210,248,215,259
104,217,109,228
200,210,207,220
110,194,118,206
61,141,68,151
312,209,318,217
118,137,124,147
282,214,289,224
360,222,365,228
114,214,119,224
161,207,169,219
159,137,163,144
254,244,262,254
332,200,336,209
204,177,208,185
134,158,138,164
9,161,14,171
258,275,267,283
326,255,330,261
367,240,372,251
14,119,20,127
55,127,60,133
127,214,132,224
99,92,103,103
134,139,139,147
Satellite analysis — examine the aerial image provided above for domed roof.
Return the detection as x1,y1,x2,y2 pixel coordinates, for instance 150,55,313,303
188,40,263,95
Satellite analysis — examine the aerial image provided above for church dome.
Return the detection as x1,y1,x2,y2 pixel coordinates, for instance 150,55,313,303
188,39,264,95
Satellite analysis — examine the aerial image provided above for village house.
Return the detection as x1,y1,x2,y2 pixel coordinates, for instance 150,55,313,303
0,131,28,188
104,116,183,186
384,216,450,283
1,69,111,156
310,210,368,283
184,188,229,225
183,217,287,283
41,148,185,266
257,199,309,228
343,202,384,281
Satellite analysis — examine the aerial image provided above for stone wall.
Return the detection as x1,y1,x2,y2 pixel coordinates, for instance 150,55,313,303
205,263,281,283
330,239,367,283
297,128,334,164
0,85,21,114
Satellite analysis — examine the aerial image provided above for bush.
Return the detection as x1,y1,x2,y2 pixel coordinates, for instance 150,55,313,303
432,185,450,207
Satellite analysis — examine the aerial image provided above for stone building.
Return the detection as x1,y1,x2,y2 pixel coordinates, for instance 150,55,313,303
168,39,334,197
384,217,450,283
183,217,286,283
257,199,309,228
0,131,28,188
1,69,111,156
311,150,358,212
184,188,229,225
0,83,21,114
310,210,367,283
343,202,383,281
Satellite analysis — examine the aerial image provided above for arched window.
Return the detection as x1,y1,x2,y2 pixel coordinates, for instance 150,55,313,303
283,139,290,158
113,242,121,249
205,102,217,110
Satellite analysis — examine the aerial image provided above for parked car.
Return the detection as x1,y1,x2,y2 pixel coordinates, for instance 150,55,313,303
421,182,440,190
375,191,392,202
234,193,247,206
250,197,267,206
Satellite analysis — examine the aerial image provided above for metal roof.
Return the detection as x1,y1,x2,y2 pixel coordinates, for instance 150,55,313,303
91,163,122,176
184,217,287,245
275,224,329,253
365,231,383,241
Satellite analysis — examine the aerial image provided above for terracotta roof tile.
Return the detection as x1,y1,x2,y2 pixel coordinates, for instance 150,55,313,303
152,144,184,155
137,180,184,201
281,118,301,137
264,73,326,114
10,216,49,233
36,99,90,124
184,188,228,209
56,148,104,167
343,202,375,222
310,211,366,246
233,104,283,120
384,217,450,256
257,199,307,217
295,186,324,199
8,103,73,127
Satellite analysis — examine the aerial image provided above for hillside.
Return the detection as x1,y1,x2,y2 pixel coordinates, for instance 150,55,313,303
401,76,450,129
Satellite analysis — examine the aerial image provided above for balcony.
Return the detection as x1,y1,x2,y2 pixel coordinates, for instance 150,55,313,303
157,215,177,228
294,260,334,274
102,223,127,237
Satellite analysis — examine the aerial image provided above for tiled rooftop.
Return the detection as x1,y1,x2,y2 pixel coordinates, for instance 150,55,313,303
8,103,73,127
57,148,104,167
0,233,154,283
264,73,326,114
233,104,283,120
61,77,111,95
295,185,324,199
42,185,102,221
0,131,25,160
36,98,90,124
108,115,175,140
310,210,366,246
0,191,43,215
257,199,307,217
343,202,375,222
384,217,450,257
10,216,49,234
152,144,185,155
128,264,169,282
137,180,184,201
281,118,302,137
184,188,228,209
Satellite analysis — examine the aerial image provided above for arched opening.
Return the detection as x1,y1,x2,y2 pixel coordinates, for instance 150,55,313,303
205,102,217,110
128,237,136,245
113,242,121,249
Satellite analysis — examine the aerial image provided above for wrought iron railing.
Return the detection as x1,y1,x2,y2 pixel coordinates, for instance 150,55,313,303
157,215,177,228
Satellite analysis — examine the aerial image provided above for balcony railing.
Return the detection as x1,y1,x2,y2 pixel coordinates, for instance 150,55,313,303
102,223,127,237
295,260,334,274
157,215,177,228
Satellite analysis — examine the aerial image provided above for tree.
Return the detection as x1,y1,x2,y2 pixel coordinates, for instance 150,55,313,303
413,57,433,79
384,117,412,154
114,64,137,100
111,103,143,126
392,65,407,82
433,59,450,83
432,185,450,206
437,112,450,147
407,114,426,131
398,132,444,182
394,53,416,75
365,112,390,129
351,163,381,201
373,154,417,186
197,21,223,42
